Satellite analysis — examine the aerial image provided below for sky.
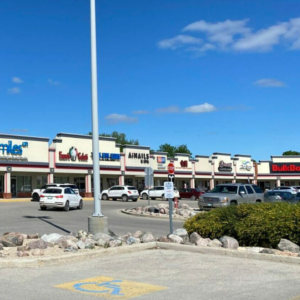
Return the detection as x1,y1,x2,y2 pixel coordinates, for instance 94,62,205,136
1,0,300,161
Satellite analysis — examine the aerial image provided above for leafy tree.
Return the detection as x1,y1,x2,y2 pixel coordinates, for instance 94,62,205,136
158,143,192,158
88,131,139,152
283,150,300,155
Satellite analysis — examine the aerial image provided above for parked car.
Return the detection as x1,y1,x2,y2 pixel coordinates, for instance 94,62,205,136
101,185,139,202
272,186,297,194
198,184,264,210
32,183,79,202
39,187,83,211
264,190,297,203
179,188,204,200
140,186,180,200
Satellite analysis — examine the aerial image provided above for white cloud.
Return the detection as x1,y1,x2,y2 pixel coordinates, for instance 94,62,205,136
8,87,21,94
10,128,28,133
156,106,180,113
12,77,23,84
184,103,217,113
159,17,300,54
48,79,60,85
132,110,149,115
105,114,138,124
158,35,202,50
254,79,286,87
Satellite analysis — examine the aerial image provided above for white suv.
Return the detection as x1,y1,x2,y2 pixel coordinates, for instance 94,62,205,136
140,186,180,200
32,183,79,202
101,185,139,202
272,186,298,194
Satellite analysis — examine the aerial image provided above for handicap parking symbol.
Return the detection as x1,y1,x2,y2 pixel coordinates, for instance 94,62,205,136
74,280,124,296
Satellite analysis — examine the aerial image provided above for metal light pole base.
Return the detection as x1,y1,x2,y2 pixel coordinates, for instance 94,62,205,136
88,216,109,235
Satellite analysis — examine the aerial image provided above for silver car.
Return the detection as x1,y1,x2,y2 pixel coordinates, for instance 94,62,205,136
198,184,264,210
272,186,298,194
264,190,297,203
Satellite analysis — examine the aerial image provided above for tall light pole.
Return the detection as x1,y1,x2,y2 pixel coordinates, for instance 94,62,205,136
88,0,108,234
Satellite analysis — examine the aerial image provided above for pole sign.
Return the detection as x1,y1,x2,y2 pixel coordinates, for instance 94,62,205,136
145,167,153,187
168,174,175,182
167,163,175,174
164,182,174,199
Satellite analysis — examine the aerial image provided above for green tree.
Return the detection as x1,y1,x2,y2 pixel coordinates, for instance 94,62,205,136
282,150,300,155
158,143,192,158
88,131,139,152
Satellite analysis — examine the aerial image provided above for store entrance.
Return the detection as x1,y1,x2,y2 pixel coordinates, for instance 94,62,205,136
11,177,17,197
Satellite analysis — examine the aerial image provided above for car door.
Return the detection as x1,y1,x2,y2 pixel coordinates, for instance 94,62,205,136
117,187,125,199
70,188,79,207
64,188,73,206
107,187,117,199
148,187,156,198
238,186,248,203
245,185,256,203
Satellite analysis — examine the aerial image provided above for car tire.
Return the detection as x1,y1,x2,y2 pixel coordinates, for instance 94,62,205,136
191,195,196,201
40,206,47,211
256,200,261,204
142,193,148,200
122,195,128,202
64,201,70,212
33,193,40,202
77,200,83,210
102,194,108,200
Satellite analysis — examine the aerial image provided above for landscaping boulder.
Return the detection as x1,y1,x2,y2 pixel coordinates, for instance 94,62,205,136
141,233,156,243
17,245,31,252
208,239,222,248
126,236,140,245
17,251,30,257
119,233,131,242
31,249,45,256
27,234,39,239
196,238,211,247
158,236,171,243
168,234,183,244
219,236,239,250
76,240,85,250
58,239,78,250
189,232,201,244
109,239,122,247
84,239,96,249
173,229,189,244
260,248,280,255
277,239,300,253
1,232,24,247
27,239,48,250
77,230,88,239
93,233,112,242
96,239,110,248
41,233,62,244
64,246,78,253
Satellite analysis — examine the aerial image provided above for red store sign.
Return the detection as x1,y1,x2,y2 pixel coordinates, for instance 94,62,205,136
270,163,300,173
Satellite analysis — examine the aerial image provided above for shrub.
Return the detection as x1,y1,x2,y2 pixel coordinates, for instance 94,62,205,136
183,203,300,248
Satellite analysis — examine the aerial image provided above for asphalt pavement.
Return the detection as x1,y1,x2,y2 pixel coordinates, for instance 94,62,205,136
0,198,198,237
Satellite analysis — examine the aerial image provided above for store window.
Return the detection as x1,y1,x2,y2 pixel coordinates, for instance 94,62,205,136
74,177,85,191
36,176,47,188
54,177,69,184
107,178,118,188
125,178,133,186
0,176,3,193
17,176,32,192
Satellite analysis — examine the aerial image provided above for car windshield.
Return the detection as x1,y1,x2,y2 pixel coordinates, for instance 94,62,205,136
128,186,138,190
210,185,238,194
61,184,77,189
43,189,62,194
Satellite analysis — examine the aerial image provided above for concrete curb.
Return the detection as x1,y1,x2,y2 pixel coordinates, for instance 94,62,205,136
120,209,188,221
156,242,300,265
0,242,157,268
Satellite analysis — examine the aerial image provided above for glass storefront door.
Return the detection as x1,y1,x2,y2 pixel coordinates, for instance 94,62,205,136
11,177,17,197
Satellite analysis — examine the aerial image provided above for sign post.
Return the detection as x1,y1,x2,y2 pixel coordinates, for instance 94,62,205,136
145,167,153,206
164,181,174,234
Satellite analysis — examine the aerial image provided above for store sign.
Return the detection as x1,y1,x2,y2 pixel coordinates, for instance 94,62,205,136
0,140,28,155
93,152,120,161
157,156,166,164
128,152,149,164
240,160,252,171
59,147,88,162
270,163,300,173
180,160,188,168
218,160,232,172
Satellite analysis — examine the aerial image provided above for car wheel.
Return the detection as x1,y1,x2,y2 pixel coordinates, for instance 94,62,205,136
191,195,196,201
40,206,47,211
64,201,70,212
77,200,83,210
256,200,261,204
102,194,108,200
162,194,166,201
142,193,148,200
33,193,40,202
122,195,128,202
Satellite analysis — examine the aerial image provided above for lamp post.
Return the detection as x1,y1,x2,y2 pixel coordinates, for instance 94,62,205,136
88,0,108,234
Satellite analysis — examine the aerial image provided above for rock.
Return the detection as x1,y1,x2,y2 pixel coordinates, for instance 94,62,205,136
189,232,201,244
76,240,86,250
168,234,183,244
189,211,197,217
77,230,88,239
54,236,68,245
93,233,112,242
58,240,78,250
219,236,239,250
17,251,30,257
260,248,280,255
27,234,39,239
126,236,140,245
141,233,156,243
96,239,110,248
277,239,300,253
196,238,211,247
22,234,28,240
17,245,31,252
179,203,190,209
27,239,48,250
119,233,132,242
158,236,171,243
109,239,122,247
148,207,155,213
177,209,190,218
41,233,62,244
133,231,144,239
0,232,24,247
64,246,78,253
246,247,263,253
46,242,54,247
31,249,44,256
208,239,222,248
173,229,189,244
84,239,96,249
0,243,3,250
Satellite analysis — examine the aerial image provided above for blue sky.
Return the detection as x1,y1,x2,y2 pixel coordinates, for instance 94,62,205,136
1,0,300,161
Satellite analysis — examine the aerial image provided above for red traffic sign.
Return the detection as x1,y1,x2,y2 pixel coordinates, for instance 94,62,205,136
168,163,175,174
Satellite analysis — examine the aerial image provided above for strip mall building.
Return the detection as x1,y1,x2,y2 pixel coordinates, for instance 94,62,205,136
0,132,299,198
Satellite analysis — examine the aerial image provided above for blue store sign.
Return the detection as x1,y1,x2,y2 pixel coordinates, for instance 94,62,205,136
0,141,28,155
